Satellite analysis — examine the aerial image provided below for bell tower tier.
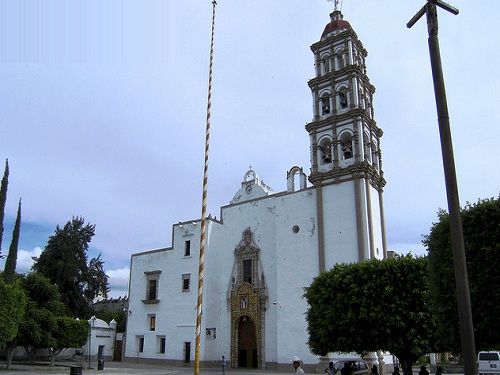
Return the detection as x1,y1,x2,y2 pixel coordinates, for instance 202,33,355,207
307,10,388,267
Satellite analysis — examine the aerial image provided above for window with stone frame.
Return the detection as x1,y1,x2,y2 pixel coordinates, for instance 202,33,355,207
148,314,156,331
143,271,161,303
148,279,157,300
182,273,191,292
243,259,252,284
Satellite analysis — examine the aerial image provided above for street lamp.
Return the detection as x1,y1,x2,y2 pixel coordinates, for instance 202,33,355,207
88,316,96,369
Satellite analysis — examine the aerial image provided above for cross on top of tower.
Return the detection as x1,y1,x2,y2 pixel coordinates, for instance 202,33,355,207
327,0,342,12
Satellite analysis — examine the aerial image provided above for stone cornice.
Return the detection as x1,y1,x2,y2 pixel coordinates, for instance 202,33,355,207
305,108,382,135
309,162,386,190
310,29,359,51
308,65,373,89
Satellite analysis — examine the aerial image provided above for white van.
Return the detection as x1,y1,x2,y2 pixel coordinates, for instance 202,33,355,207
478,351,500,375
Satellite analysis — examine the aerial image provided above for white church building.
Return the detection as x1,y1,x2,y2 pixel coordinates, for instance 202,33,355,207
125,8,387,370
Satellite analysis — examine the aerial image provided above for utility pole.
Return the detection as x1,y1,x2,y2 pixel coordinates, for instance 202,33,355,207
407,2,477,374
194,2,217,375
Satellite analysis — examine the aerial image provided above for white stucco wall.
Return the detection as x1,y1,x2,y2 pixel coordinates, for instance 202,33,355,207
125,178,384,366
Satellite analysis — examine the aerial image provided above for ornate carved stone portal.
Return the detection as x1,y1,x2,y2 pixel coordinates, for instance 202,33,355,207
229,228,267,369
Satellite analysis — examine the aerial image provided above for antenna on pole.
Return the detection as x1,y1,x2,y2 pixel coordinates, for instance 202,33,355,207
194,1,217,375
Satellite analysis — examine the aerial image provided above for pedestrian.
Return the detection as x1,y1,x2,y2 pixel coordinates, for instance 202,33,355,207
371,365,379,375
419,365,429,375
222,355,227,375
392,366,400,375
325,361,336,375
435,366,443,375
341,362,353,375
292,356,305,375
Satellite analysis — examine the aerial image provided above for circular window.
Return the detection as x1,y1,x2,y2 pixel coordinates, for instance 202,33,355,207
292,225,300,233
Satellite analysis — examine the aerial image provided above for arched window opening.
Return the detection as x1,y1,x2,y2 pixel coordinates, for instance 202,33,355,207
338,91,348,110
320,93,331,115
339,133,353,160
319,138,333,164
321,54,331,75
363,134,371,163
336,54,344,70
372,141,379,169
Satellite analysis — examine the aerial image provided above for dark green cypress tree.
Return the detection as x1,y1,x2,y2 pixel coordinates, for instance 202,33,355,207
0,159,9,257
4,199,21,284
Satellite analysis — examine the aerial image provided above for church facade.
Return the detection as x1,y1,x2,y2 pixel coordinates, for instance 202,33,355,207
125,8,386,369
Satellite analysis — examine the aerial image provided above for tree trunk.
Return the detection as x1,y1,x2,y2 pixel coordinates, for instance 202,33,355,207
6,346,14,370
400,358,414,375
50,349,62,366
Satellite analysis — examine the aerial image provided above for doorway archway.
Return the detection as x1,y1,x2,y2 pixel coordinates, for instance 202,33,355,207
237,316,257,368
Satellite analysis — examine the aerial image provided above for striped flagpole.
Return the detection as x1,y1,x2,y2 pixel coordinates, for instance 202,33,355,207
194,1,217,375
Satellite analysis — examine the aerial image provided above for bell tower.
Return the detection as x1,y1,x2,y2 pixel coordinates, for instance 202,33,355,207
307,9,387,269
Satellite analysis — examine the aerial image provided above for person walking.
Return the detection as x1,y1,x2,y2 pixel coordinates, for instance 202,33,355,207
435,366,443,375
222,355,227,375
292,356,305,375
325,361,336,375
371,365,379,375
419,365,429,375
392,366,400,375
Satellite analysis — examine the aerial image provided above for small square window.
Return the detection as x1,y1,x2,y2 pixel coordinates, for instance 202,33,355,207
149,315,156,331
184,240,191,256
182,274,191,292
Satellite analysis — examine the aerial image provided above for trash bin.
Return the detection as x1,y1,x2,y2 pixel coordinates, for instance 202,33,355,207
70,367,83,375
98,359,104,370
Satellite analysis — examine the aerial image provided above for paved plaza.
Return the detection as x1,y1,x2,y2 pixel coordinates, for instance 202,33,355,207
0,362,463,375
0,361,278,375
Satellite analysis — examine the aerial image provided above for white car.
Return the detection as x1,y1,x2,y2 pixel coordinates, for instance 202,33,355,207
332,358,370,375
478,351,500,375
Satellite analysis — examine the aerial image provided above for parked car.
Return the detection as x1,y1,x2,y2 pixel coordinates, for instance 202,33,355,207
478,351,500,375
332,358,370,375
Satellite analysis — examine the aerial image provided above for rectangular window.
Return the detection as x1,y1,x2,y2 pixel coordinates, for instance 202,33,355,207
148,279,157,300
149,315,156,331
158,336,166,354
138,336,144,353
184,240,191,256
143,271,161,304
243,259,252,284
184,342,191,363
182,274,191,292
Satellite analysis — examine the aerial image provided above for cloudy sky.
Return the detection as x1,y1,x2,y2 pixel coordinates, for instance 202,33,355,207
0,0,498,297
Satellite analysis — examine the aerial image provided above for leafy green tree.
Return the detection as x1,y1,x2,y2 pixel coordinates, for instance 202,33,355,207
4,199,21,283
0,278,26,345
425,197,500,352
16,273,66,363
0,159,9,258
95,308,127,332
0,277,27,369
305,256,440,375
33,217,109,317
50,317,88,366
